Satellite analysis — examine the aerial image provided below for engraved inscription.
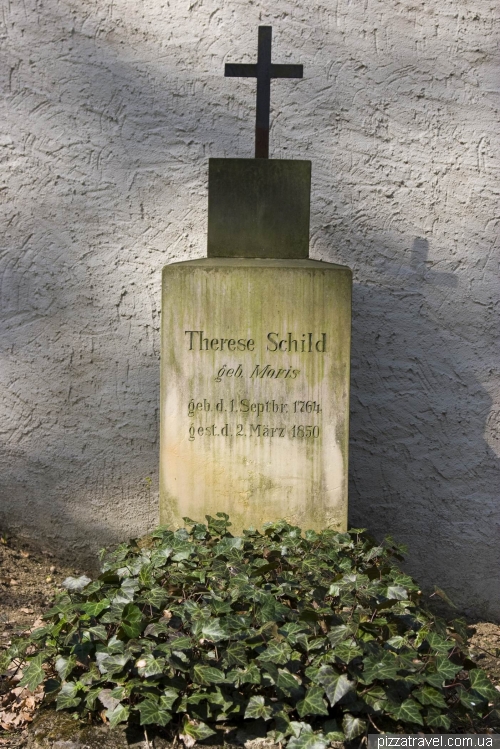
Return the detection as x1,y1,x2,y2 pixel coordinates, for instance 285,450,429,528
187,398,323,441
185,330,327,353
184,328,327,442
188,423,320,441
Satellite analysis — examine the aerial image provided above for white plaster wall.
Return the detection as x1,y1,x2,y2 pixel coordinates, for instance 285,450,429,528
0,0,498,616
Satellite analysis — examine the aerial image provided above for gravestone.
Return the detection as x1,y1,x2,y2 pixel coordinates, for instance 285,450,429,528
160,27,352,533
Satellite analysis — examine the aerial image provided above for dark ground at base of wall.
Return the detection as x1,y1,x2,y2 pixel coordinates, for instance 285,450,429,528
1,532,499,747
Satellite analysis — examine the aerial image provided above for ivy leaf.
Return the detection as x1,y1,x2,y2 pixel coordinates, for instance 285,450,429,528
142,587,169,608
85,687,102,710
244,695,273,720
119,603,143,639
269,710,292,742
19,655,45,691
188,691,209,706
363,685,388,712
301,638,327,655
106,635,125,653
469,668,498,700
201,618,227,642
451,618,469,642
258,640,291,665
413,685,447,708
342,713,367,741
432,586,456,608
98,689,120,711
333,641,362,664
362,652,400,683
289,721,313,737
204,687,234,716
24,626,51,641
213,536,243,557
62,575,92,591
136,654,165,678
388,635,409,652
260,660,279,686
43,599,74,618
325,732,345,744
424,670,445,688
55,655,77,681
97,653,131,675
210,598,233,615
386,585,408,600
456,686,486,710
172,549,193,562
80,600,110,617
100,603,126,625
138,564,153,587
161,687,179,710
192,664,226,685
83,580,103,595
415,624,431,648
88,624,108,641
288,725,328,749
56,682,81,710
168,650,190,672
109,685,129,701
162,634,193,651
434,656,461,683
390,698,424,725
425,706,451,730
281,622,309,644
364,545,384,561
225,642,247,667
277,668,301,693
150,547,173,566
137,696,172,726
317,666,354,706
106,702,130,728
297,686,329,718
181,717,216,744
236,662,261,685
327,625,350,647
426,632,453,653
251,561,280,577
258,595,289,623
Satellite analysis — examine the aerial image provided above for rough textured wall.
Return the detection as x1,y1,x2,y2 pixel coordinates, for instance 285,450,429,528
0,0,498,616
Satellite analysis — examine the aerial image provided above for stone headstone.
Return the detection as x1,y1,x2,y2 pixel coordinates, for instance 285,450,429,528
159,27,352,533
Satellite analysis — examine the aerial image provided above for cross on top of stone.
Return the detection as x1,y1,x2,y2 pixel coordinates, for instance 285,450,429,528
225,26,303,159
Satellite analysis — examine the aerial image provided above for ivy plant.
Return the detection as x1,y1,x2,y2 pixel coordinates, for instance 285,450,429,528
2,515,497,744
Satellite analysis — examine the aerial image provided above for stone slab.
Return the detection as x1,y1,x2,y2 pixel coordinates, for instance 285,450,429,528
207,159,311,258
160,258,351,533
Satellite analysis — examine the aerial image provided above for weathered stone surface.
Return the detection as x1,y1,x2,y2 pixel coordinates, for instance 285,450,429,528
207,159,311,259
160,258,351,532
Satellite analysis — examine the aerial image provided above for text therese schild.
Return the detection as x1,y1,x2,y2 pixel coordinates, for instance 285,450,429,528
184,331,327,353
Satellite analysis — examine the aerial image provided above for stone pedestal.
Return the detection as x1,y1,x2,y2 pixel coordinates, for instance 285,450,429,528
160,257,351,533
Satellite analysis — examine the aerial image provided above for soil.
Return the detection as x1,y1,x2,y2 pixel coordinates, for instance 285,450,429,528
0,535,83,641
1,532,499,748
0,533,84,748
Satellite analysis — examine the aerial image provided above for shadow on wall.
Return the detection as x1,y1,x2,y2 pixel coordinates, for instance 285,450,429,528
1,9,247,564
348,237,500,620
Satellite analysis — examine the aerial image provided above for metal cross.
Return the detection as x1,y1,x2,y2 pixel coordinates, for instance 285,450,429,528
225,26,303,159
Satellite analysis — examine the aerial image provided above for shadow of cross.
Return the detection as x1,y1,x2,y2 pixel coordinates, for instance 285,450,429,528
225,26,303,159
